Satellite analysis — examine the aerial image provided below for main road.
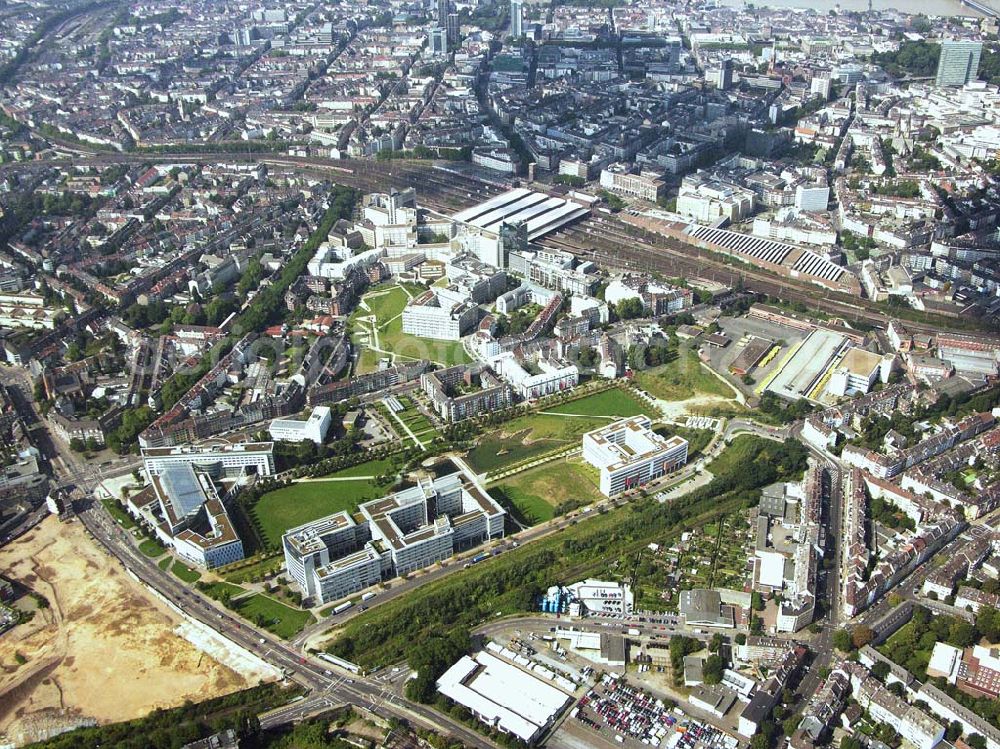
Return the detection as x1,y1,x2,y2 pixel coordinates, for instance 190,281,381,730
75,494,498,747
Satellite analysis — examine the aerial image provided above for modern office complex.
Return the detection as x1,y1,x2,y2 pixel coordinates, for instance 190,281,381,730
127,464,244,568
142,442,275,479
936,40,982,87
268,406,332,445
282,512,387,603
282,472,505,604
583,416,688,496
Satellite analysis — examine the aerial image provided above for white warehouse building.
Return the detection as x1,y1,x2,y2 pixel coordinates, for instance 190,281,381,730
583,416,688,496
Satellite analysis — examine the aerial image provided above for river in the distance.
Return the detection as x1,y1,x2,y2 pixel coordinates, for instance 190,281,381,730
718,0,991,16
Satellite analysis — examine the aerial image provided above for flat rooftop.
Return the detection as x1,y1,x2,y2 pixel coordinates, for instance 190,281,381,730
452,188,589,241
584,415,687,472
766,329,847,401
142,442,274,457
437,650,571,743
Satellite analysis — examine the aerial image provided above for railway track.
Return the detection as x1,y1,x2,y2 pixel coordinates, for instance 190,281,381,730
542,215,977,335
3,146,987,333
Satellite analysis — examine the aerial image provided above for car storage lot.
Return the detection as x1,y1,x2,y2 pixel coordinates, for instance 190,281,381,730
570,674,740,749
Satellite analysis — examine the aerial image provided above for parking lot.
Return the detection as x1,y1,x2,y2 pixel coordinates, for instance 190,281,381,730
572,674,740,749
706,316,809,395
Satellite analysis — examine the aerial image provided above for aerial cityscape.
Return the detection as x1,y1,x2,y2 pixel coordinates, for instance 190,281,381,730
3,0,1000,748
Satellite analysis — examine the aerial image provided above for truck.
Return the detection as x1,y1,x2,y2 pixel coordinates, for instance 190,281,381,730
332,601,353,615
468,552,490,565
361,591,377,601
627,627,640,636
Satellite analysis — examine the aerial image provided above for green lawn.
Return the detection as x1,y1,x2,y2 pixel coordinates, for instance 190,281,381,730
138,538,166,557
707,434,765,475
545,388,649,418
158,556,171,571
634,346,737,401
467,396,635,474
197,581,247,602
490,459,604,525
356,348,383,375
318,458,397,480
101,497,137,529
235,594,314,639
253,477,395,549
171,560,202,584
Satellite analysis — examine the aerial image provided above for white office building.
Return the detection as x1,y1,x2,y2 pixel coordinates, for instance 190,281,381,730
583,416,688,496
269,406,332,445
402,289,478,341
359,473,505,575
132,464,245,569
826,348,885,397
142,442,275,479
283,512,388,604
794,183,830,212
677,174,756,224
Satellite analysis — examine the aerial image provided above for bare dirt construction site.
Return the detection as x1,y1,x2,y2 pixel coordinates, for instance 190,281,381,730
0,517,256,746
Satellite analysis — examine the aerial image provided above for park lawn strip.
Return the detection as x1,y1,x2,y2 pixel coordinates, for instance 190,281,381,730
138,538,166,557
198,581,247,602
466,408,613,474
235,594,314,639
356,348,382,375
171,560,202,583
634,345,736,401
223,555,284,584
351,283,471,368
158,556,171,571
328,436,808,669
492,486,555,525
